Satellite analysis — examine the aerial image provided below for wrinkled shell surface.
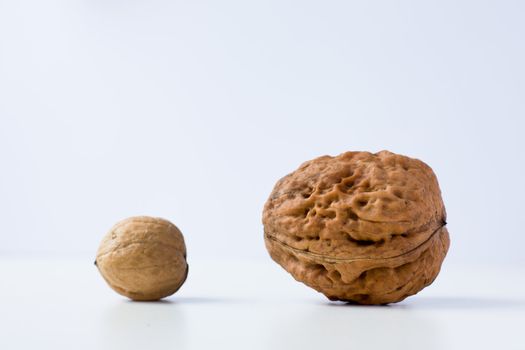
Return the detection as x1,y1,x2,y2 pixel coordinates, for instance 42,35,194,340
96,216,188,301
263,151,449,304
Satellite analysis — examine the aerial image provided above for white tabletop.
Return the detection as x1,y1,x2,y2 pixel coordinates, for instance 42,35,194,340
0,257,523,350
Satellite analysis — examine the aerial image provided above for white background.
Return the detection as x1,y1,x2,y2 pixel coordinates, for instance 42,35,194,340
1,0,524,266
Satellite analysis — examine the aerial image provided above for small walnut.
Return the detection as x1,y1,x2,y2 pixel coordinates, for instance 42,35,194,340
263,151,450,304
95,216,188,301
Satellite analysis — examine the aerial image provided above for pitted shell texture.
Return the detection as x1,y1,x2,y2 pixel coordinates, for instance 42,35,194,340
263,150,449,304
96,216,188,301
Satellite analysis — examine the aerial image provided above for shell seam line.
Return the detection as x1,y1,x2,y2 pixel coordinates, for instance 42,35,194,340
265,223,445,263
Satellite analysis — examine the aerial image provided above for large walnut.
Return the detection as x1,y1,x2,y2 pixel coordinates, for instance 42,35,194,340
95,216,188,301
263,151,449,304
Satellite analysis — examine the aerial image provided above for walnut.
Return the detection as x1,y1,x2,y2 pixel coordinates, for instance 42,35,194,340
95,216,188,301
263,151,449,304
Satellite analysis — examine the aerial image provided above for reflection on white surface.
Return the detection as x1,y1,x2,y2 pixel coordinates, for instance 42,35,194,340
0,259,524,350
403,296,525,310
100,301,187,350
265,303,440,349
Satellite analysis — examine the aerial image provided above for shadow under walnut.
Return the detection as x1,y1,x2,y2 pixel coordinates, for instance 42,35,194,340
263,150,450,305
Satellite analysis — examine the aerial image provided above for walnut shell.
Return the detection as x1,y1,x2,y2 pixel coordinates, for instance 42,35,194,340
263,151,450,304
95,216,188,301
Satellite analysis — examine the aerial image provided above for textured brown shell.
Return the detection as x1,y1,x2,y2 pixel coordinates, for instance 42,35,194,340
96,216,188,301
263,150,449,304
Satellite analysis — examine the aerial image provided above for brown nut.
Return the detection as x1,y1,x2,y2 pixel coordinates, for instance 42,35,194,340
95,216,188,301
263,150,450,305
